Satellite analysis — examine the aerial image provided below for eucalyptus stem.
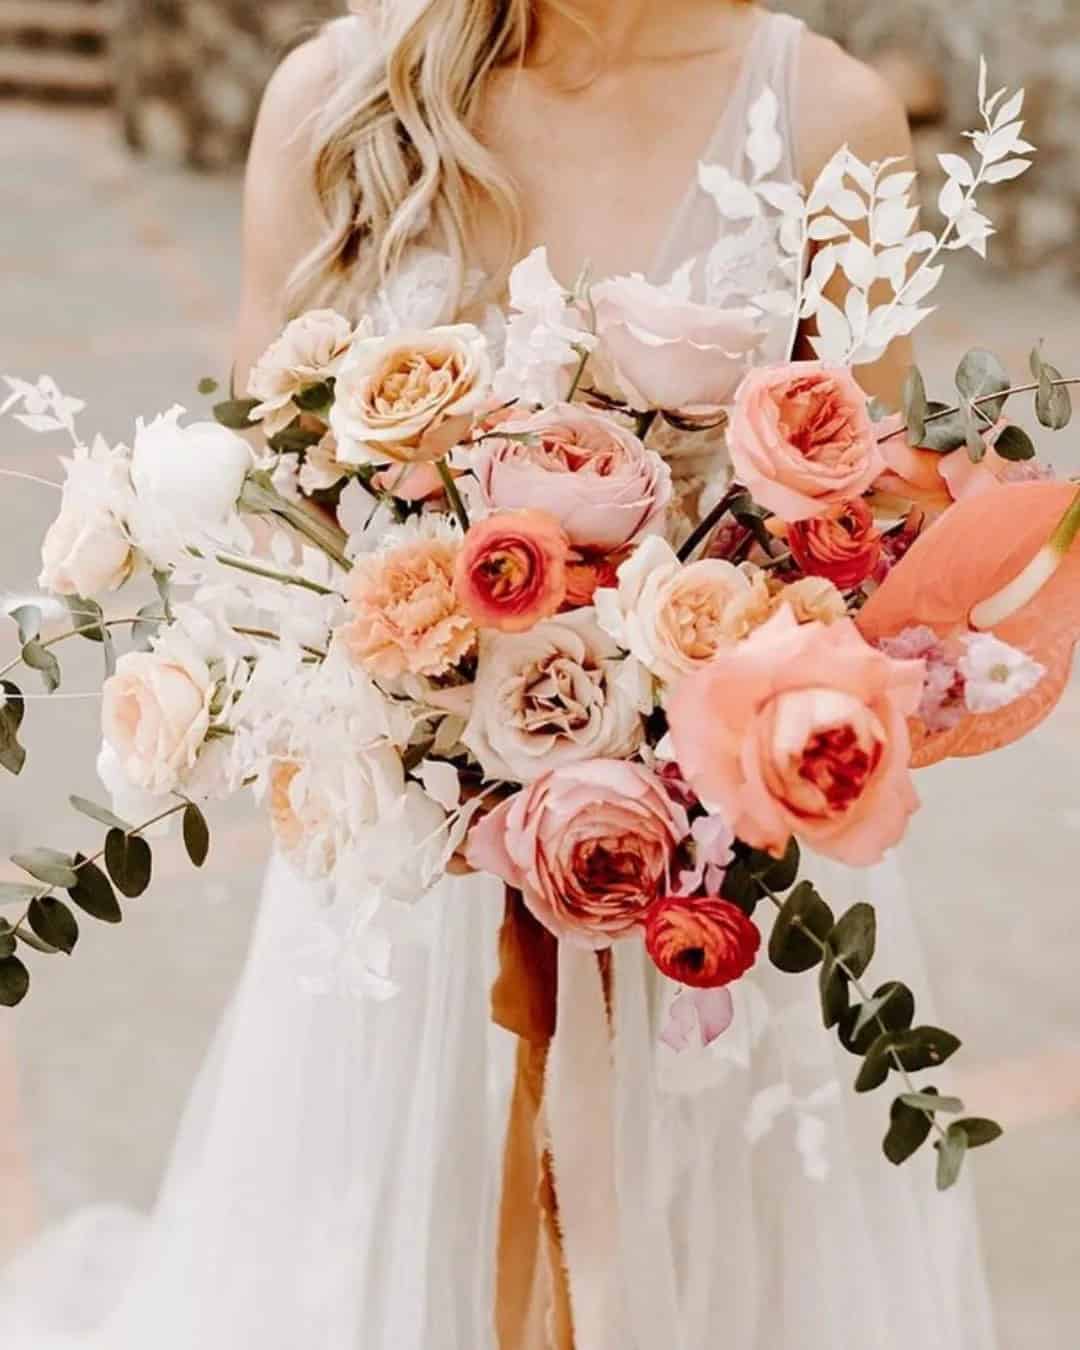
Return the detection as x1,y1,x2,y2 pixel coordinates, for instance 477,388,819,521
0,617,142,683
760,883,948,1147
232,626,327,662
436,459,470,533
878,376,1080,446
566,344,592,402
211,553,337,598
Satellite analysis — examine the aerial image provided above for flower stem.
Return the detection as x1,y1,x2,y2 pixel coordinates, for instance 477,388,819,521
211,553,337,597
0,618,142,683
677,484,742,564
238,474,352,571
877,377,1080,446
436,459,470,533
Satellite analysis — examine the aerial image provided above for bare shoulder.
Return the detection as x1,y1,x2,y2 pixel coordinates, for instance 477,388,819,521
794,32,914,183
248,25,347,175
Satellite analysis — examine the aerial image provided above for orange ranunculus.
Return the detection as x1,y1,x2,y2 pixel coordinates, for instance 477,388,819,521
857,481,1080,765
644,897,761,989
787,498,883,590
455,509,569,633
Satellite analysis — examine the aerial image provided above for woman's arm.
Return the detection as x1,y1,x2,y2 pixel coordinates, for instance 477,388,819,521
795,35,918,409
232,33,342,393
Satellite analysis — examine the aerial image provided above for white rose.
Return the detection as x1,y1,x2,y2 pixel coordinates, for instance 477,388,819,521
463,609,645,782
595,535,768,687
330,324,492,466
39,502,134,596
248,309,355,436
131,408,252,546
101,649,214,795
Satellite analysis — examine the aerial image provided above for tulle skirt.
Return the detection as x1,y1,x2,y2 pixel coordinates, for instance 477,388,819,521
0,851,997,1349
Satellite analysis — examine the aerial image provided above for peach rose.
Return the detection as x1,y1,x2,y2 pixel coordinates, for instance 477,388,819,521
461,609,644,782
466,759,689,947
771,576,847,626
786,499,882,590
668,608,925,866
592,274,762,411
455,510,569,633
595,535,771,686
248,309,355,436
728,363,883,522
102,650,213,795
39,503,134,597
471,402,672,553
331,324,492,465
341,523,476,680
644,897,761,989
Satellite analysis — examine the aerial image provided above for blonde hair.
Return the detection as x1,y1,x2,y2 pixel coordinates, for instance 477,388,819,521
287,0,749,320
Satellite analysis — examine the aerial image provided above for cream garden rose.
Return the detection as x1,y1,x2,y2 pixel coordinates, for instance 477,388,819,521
462,609,645,782
39,503,134,596
331,324,492,465
102,648,215,796
595,536,770,686
248,309,356,436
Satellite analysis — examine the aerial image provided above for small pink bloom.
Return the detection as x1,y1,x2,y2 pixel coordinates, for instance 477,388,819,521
668,609,924,866
728,363,883,522
371,462,446,503
677,814,736,896
455,509,569,633
644,897,761,989
660,986,735,1051
466,759,688,948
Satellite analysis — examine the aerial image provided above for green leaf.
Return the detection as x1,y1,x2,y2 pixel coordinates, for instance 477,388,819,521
819,955,851,1029
293,380,334,414
182,803,210,868
62,594,106,642
14,923,60,955
68,855,123,923
722,839,801,916
104,829,152,899
1034,357,1072,431
902,365,928,444
935,1124,969,1191
0,882,42,904
12,847,78,888
964,404,988,461
198,376,219,396
720,857,763,915
993,425,1036,462
0,956,30,1007
952,1117,1003,1149
919,405,968,454
855,1030,898,1093
883,1092,936,1165
69,794,132,833
839,981,916,1056
10,604,42,646
899,1090,964,1114
757,838,801,893
131,604,165,652
826,903,876,980
0,927,15,959
768,881,835,974
22,639,61,694
267,424,324,455
27,896,79,955
0,681,27,776
892,1025,963,1074
955,348,1011,421
213,397,260,430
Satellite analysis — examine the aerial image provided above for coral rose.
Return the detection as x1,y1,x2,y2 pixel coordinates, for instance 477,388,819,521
644,897,761,989
466,759,689,947
786,499,882,590
455,510,569,633
471,402,671,553
728,363,883,521
331,324,491,465
668,608,925,866
591,274,762,411
341,522,476,680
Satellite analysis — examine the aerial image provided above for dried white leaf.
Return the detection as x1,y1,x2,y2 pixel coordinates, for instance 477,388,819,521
876,170,917,200
844,286,869,339
14,414,63,433
418,759,461,812
843,151,875,196
938,178,966,220
829,189,868,222
807,215,849,243
698,163,760,220
901,263,944,306
938,153,975,188
755,180,805,219
746,88,784,181
810,297,851,361
983,158,1032,185
978,122,1029,165
873,199,919,247
841,237,876,290
992,88,1024,130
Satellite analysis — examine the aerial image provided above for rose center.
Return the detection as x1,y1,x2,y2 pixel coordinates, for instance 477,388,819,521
796,724,881,814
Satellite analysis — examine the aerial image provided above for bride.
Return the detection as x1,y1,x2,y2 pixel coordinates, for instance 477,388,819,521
2,2,998,1347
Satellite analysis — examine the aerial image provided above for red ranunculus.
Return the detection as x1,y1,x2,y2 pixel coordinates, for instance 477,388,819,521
644,897,761,989
455,509,569,633
787,498,883,590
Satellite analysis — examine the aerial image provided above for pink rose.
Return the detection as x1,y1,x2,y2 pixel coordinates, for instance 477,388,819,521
668,608,925,866
471,402,671,553
592,274,762,411
728,363,884,522
644,897,761,989
455,509,569,633
466,759,689,947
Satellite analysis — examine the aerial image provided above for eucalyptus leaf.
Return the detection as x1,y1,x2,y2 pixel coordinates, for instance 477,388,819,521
69,795,132,832
293,380,334,414
955,348,1011,420
902,366,928,444
267,424,324,455
952,1117,1003,1149
899,1091,964,1114
10,604,42,646
826,903,876,980
935,1124,969,1191
0,681,26,776
993,425,1037,463
719,857,762,916
198,376,219,396
854,1030,898,1093
891,1025,962,1074
183,803,211,869
131,605,165,652
102,627,117,679
28,896,79,955
12,847,78,888
62,594,106,642
768,881,834,974
0,929,15,959
104,829,152,899
22,640,61,694
68,855,123,923
883,1093,935,1165
0,882,42,904
819,955,851,1029
0,956,30,1007
213,397,260,430
840,981,916,1056
14,923,60,955
919,404,968,453
1035,365,1072,431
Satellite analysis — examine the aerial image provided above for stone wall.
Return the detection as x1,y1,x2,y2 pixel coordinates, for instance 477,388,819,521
114,0,342,169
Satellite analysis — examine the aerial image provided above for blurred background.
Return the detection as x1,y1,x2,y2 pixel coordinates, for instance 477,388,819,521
1,2,1078,1345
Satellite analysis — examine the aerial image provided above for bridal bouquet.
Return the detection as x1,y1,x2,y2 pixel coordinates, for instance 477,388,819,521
3,65,1078,1193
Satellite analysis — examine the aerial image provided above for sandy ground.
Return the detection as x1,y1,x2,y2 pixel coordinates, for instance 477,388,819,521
1,103,1079,1344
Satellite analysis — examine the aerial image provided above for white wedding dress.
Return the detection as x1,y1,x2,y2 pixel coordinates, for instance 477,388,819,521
0,11,998,1348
